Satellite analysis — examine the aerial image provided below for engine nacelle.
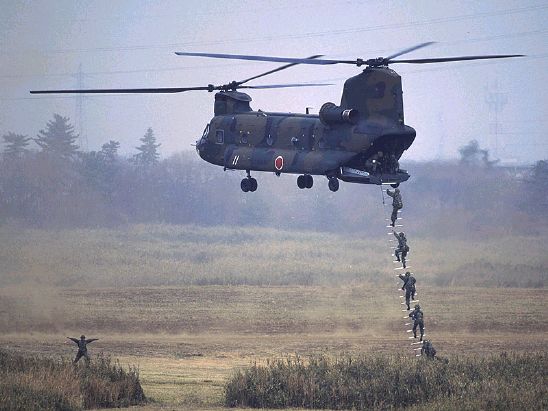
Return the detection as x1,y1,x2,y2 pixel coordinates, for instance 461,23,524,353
319,102,359,126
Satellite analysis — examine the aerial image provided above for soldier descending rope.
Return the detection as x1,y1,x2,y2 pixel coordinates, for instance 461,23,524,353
393,231,409,268
399,271,416,310
409,304,425,341
421,340,437,358
386,188,403,227
67,335,99,364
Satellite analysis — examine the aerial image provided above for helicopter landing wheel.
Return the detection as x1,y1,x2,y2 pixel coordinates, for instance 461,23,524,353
241,177,257,192
249,177,258,192
241,178,250,192
297,175,306,189
305,174,313,188
391,182,400,188
328,176,339,192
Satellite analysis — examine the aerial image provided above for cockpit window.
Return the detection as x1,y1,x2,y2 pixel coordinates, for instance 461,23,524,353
202,124,210,138
215,130,224,144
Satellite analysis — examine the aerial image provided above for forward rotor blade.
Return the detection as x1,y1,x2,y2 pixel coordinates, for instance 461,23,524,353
389,54,524,64
176,51,342,65
240,83,333,89
386,42,436,60
30,86,212,94
29,86,212,94
239,55,324,85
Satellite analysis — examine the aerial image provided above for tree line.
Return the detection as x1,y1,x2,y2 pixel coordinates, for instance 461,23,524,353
1,114,546,236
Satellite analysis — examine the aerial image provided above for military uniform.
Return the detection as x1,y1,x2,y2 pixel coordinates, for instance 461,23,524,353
409,305,424,341
386,188,403,227
68,335,98,363
365,151,383,174
399,271,416,310
393,231,409,268
421,340,436,358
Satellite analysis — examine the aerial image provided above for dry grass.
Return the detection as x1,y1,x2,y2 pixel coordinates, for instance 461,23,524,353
225,353,548,409
0,350,145,410
1,284,546,408
0,224,546,409
0,224,545,288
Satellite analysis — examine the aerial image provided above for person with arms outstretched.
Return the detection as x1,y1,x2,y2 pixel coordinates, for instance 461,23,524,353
67,335,99,364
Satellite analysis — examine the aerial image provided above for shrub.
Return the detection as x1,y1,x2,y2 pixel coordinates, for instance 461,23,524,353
0,350,145,410
225,353,547,409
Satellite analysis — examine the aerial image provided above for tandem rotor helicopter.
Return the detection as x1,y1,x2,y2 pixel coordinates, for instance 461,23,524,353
31,42,522,192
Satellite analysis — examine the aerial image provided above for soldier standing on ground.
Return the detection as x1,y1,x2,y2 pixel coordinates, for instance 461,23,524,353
67,335,99,364
386,188,403,227
393,231,409,268
399,271,416,310
421,340,437,358
409,304,425,341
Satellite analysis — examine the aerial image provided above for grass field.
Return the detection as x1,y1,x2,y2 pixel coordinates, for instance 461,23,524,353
0,224,545,288
0,224,546,409
1,285,546,408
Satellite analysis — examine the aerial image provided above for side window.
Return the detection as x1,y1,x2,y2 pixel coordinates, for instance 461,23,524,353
215,130,224,144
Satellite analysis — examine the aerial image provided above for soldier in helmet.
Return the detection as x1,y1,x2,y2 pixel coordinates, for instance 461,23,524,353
365,151,383,174
386,188,403,227
409,304,424,341
399,271,416,310
67,335,99,364
393,231,409,268
421,340,437,359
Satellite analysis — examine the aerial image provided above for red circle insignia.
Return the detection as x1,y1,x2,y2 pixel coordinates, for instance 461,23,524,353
274,156,284,171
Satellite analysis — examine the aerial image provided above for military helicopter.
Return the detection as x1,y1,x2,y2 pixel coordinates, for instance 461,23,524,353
31,42,522,192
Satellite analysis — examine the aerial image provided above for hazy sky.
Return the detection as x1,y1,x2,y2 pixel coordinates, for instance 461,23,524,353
1,0,547,163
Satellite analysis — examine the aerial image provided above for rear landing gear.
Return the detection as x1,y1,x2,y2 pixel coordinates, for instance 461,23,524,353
241,170,257,193
297,174,313,189
328,176,339,192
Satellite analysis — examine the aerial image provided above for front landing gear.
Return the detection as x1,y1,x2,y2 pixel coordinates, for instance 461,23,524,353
241,170,257,193
328,176,339,192
297,174,313,189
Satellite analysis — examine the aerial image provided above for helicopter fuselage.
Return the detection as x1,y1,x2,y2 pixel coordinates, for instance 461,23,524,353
197,110,415,185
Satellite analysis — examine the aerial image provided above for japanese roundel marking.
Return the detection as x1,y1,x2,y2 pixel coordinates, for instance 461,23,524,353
274,156,284,171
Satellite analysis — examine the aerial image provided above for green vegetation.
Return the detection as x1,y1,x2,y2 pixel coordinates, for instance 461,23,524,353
225,353,547,410
0,349,145,410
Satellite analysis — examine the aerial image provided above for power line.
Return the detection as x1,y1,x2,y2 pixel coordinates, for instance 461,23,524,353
3,4,547,56
2,30,546,80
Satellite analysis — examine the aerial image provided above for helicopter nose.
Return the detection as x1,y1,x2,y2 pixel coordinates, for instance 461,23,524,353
196,137,205,152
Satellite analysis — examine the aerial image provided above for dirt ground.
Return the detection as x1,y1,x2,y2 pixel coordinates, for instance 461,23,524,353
1,285,546,409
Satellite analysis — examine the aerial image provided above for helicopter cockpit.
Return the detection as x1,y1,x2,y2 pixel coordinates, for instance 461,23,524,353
214,91,253,116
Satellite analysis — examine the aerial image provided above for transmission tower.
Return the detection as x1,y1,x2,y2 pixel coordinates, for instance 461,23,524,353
485,80,507,159
72,64,88,150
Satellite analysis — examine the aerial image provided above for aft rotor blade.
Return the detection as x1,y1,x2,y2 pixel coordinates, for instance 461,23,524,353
176,51,343,65
386,42,436,60
240,83,333,89
239,55,324,85
389,54,524,64
30,86,212,94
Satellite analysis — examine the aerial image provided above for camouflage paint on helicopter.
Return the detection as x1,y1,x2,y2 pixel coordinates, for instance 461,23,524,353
196,66,415,192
